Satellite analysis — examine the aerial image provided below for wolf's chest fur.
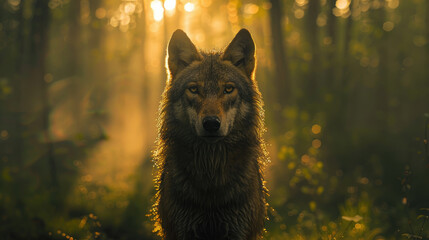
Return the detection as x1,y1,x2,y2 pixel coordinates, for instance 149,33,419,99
168,141,260,202
160,141,264,239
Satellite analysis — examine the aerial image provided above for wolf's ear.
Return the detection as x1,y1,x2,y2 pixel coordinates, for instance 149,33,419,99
167,29,202,79
221,29,256,79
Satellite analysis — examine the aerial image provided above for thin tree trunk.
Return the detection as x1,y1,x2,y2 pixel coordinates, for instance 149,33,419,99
324,3,353,170
325,0,337,92
426,0,429,86
373,1,389,132
336,5,353,125
269,0,289,106
68,0,82,131
30,0,56,186
14,1,26,165
305,0,320,106
69,0,81,77
327,0,336,46
338,7,353,89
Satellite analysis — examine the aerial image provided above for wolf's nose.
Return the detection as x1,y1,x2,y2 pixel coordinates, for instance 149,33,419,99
203,116,221,132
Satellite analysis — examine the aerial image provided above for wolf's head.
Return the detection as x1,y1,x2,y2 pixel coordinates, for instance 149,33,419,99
162,29,262,143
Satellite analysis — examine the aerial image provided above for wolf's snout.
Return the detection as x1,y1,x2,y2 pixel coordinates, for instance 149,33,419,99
202,116,221,132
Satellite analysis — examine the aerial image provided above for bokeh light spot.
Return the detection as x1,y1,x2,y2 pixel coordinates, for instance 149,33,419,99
317,14,327,27
151,0,164,22
387,0,399,9
295,0,308,7
124,2,136,14
294,9,305,19
244,3,259,15
95,8,106,19
312,139,322,149
1,130,9,140
164,0,176,11
311,124,322,134
184,2,195,12
383,21,394,31
336,0,350,10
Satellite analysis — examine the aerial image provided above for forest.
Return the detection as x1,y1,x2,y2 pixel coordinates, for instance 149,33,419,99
0,0,429,239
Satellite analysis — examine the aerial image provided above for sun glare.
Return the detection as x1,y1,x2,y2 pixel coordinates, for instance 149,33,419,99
164,0,176,11
335,0,350,10
184,2,195,12
151,0,164,22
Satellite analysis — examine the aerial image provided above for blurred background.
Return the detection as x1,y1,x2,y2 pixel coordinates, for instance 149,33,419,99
0,0,429,239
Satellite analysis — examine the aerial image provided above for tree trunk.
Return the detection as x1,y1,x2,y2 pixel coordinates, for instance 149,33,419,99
67,0,83,132
373,1,389,133
269,0,289,106
304,0,320,107
325,0,337,92
14,0,26,165
69,0,81,77
426,0,429,86
30,0,56,186
327,0,336,46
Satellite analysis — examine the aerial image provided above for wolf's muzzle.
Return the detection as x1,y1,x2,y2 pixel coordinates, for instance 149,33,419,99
202,116,221,133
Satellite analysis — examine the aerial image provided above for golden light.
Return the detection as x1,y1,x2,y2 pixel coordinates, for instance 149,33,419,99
7,0,20,7
184,2,195,12
301,154,310,164
124,2,136,15
294,9,304,19
335,0,350,10
316,14,327,27
383,21,394,32
387,0,400,9
312,139,322,149
354,223,363,230
201,0,212,8
295,0,308,7
311,124,322,134
95,8,106,19
120,15,131,26
151,0,164,22
164,0,176,11
110,16,119,27
243,3,259,15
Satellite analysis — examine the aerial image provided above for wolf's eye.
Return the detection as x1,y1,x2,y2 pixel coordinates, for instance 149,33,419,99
224,86,235,94
188,86,198,94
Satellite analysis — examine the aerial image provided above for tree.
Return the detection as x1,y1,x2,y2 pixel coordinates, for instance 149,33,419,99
28,0,56,186
269,0,290,106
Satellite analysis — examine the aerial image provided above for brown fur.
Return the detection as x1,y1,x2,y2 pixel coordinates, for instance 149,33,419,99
152,29,269,240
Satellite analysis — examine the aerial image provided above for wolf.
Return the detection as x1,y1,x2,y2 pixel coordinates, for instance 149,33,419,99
152,28,269,240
